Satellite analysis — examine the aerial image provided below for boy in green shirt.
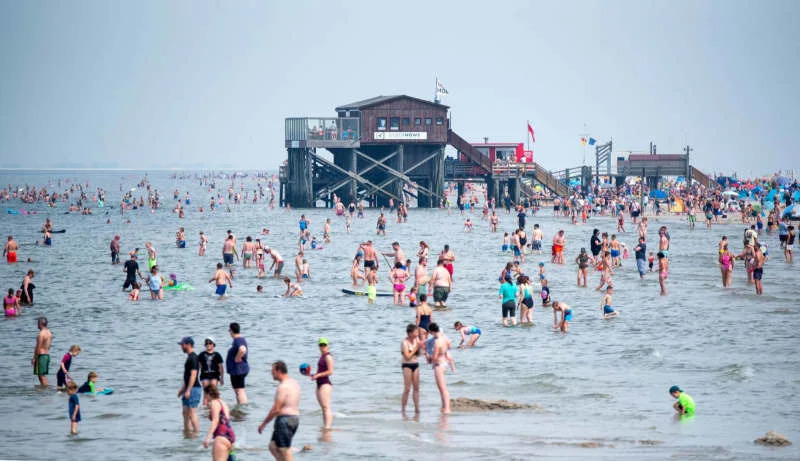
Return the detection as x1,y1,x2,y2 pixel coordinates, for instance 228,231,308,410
669,385,695,415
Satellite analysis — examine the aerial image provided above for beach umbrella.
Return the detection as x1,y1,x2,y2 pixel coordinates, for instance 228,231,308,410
751,203,763,212
738,190,749,199
766,189,777,201
722,190,739,197
794,191,800,201
649,190,667,199
764,201,774,211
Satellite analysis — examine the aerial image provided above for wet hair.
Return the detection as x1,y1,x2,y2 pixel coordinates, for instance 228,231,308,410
7,288,12,296
394,262,403,269
419,293,427,302
406,324,417,334
38,316,47,327
273,360,287,374
217,262,223,269
229,322,241,334
283,276,291,283
437,258,445,265
88,371,98,380
428,322,440,333
418,257,426,264
657,252,665,259
70,345,81,353
66,381,78,392
453,321,463,329
205,382,221,399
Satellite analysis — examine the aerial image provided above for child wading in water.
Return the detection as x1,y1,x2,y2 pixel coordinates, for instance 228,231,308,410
601,285,618,318
57,345,82,390
67,381,80,434
453,321,481,347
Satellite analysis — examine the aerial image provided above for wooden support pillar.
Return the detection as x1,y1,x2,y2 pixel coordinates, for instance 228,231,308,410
395,144,405,204
287,148,313,207
486,177,495,205
457,181,465,201
509,178,520,204
422,146,444,208
349,148,358,205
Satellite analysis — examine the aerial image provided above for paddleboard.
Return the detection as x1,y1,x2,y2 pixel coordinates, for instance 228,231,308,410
40,229,66,233
95,388,113,395
341,288,393,297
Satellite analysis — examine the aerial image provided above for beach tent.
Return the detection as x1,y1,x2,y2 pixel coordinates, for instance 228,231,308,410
783,204,800,220
649,190,668,199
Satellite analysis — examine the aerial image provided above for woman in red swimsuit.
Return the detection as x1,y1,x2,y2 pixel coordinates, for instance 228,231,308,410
203,383,235,461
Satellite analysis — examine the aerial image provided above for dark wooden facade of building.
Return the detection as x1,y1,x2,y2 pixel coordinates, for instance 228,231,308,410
280,94,575,208
282,95,450,208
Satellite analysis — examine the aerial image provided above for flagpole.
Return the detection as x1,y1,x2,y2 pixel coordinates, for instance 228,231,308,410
526,120,530,152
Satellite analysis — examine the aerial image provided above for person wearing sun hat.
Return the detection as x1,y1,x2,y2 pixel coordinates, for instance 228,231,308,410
312,337,334,429
198,336,224,406
669,385,695,415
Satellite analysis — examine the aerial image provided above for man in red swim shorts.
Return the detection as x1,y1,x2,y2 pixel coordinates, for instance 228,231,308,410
4,236,18,263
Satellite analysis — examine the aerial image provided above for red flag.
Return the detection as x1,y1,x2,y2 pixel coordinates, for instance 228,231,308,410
527,122,535,142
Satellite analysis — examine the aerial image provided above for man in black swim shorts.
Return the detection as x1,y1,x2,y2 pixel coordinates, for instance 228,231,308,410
258,361,301,460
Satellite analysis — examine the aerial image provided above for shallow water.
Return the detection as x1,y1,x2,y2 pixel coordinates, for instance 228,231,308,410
0,170,798,460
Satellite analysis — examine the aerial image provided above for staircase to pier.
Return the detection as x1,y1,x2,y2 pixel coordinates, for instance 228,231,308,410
447,129,493,173
690,166,712,188
447,129,572,197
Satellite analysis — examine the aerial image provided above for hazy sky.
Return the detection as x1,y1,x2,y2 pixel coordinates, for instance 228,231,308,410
0,0,797,176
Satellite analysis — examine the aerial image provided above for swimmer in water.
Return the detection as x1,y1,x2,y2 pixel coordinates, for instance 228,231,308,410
282,277,303,297
657,252,668,296
209,262,233,298
129,282,140,301
601,285,618,319
453,321,481,348
552,301,572,333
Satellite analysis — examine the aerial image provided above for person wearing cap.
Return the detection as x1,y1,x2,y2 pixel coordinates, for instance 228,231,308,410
311,337,334,429
122,252,142,291
198,337,224,407
669,385,695,415
499,274,518,327
178,337,201,434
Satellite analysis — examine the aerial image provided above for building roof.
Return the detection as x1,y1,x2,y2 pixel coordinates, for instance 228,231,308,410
627,154,686,161
335,95,449,111
471,143,523,147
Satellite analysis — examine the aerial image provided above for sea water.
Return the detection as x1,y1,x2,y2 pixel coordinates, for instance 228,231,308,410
0,170,798,460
